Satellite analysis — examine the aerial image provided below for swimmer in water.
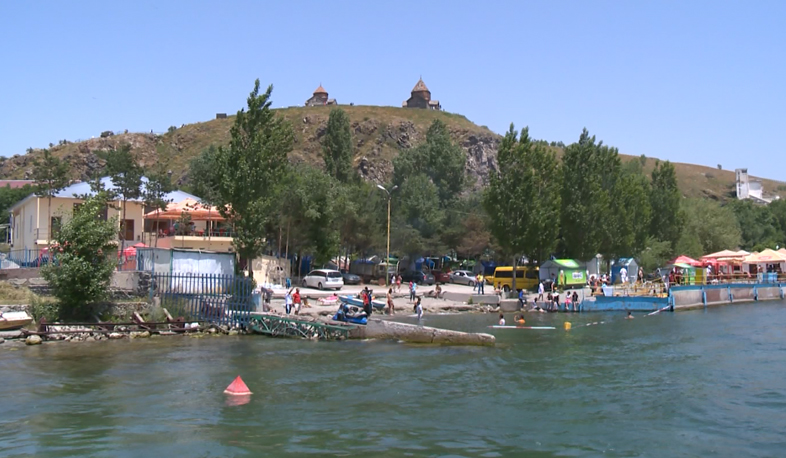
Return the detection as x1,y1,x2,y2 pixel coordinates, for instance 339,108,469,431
514,314,526,325
498,313,506,326
625,311,634,320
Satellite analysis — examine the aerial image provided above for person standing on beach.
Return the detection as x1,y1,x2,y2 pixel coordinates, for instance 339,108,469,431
478,273,485,294
387,288,395,315
409,281,417,302
292,288,302,315
415,297,423,320
537,281,545,301
284,288,294,314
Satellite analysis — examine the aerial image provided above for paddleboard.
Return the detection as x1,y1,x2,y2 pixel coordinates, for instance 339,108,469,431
488,325,556,330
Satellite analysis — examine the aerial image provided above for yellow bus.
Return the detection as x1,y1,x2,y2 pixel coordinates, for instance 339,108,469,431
487,266,539,292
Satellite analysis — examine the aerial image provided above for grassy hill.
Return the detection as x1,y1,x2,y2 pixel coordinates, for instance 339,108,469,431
1,105,783,201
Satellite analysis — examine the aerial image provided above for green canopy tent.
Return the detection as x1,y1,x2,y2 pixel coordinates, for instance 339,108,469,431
539,259,586,286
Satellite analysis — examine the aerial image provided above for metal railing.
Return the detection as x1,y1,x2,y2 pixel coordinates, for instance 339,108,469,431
149,273,255,326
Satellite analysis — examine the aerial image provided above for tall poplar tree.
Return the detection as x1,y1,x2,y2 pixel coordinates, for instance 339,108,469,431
484,125,561,290
322,108,355,183
100,144,143,255
560,129,610,260
32,149,70,247
211,80,294,278
649,160,683,250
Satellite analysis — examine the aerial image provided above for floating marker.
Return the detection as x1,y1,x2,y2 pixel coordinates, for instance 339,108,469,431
224,376,252,396
564,322,572,331
488,325,556,330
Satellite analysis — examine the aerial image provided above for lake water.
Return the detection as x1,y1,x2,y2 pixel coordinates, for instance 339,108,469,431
2,302,786,457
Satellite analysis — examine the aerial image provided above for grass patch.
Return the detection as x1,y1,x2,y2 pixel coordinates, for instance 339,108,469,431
0,282,34,304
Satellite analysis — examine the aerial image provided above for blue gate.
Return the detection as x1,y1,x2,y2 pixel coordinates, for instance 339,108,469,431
150,273,255,327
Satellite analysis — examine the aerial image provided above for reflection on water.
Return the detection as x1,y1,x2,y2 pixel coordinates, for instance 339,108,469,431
2,302,786,457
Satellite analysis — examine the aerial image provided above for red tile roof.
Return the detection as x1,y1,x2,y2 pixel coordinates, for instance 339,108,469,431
313,84,328,95
0,180,34,189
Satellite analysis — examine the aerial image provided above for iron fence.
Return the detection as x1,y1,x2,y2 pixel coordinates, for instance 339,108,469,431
149,273,255,326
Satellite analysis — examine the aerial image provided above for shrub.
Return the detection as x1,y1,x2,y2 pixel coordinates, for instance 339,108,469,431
41,192,118,321
30,296,61,322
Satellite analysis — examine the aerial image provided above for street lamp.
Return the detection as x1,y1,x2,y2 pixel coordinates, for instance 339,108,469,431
377,184,398,286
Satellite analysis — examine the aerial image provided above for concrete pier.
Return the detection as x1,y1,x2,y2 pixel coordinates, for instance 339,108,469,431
348,319,495,346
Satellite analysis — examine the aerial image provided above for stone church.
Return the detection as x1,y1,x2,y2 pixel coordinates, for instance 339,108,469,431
403,78,441,110
305,84,337,107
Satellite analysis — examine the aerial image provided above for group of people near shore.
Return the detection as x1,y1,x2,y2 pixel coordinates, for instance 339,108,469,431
528,289,581,313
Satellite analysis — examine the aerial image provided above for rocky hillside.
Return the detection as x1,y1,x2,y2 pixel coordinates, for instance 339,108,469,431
1,105,783,200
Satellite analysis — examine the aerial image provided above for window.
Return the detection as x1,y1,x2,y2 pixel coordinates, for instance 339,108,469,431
50,217,62,238
29,215,32,233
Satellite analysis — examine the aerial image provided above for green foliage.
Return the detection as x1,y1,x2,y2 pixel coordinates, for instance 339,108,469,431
484,125,561,264
649,160,683,249
41,194,118,321
727,199,784,251
98,144,144,251
209,80,294,275
675,199,742,258
638,237,673,273
396,173,444,253
609,170,652,258
334,181,386,255
187,145,221,204
32,149,70,244
393,119,466,206
322,108,355,183
559,129,614,260
279,164,341,265
29,295,61,322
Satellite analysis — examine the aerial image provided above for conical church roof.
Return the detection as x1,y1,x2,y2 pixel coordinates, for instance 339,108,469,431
411,78,430,93
313,84,328,95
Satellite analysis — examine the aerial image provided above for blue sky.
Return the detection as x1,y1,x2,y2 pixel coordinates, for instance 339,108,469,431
2,1,784,180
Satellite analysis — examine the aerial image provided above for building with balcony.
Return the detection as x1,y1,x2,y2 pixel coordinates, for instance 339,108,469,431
6,177,201,259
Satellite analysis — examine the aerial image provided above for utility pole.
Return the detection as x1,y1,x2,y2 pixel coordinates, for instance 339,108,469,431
377,184,398,287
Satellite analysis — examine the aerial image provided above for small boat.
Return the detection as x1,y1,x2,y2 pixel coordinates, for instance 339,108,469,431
0,311,34,330
332,303,368,325
339,295,386,310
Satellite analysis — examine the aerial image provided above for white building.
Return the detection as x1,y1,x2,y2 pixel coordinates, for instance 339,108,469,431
736,168,772,204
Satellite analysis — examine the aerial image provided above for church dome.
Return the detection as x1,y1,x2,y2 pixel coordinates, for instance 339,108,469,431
313,84,328,95
411,78,430,94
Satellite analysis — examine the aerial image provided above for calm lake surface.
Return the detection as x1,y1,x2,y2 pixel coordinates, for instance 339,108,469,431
2,302,786,457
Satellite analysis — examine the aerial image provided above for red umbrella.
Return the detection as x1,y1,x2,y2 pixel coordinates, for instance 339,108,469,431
668,255,702,266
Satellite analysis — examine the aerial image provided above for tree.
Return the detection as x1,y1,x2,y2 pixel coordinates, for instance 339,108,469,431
99,144,143,255
638,237,673,273
280,164,341,266
32,149,70,246
559,129,611,260
41,191,118,320
609,168,652,258
389,174,445,259
649,160,683,250
210,80,294,277
322,108,355,183
142,169,173,247
484,125,561,267
392,119,466,206
675,199,742,258
727,199,783,250
186,145,221,204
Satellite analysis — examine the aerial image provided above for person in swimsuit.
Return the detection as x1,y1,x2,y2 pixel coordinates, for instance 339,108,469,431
386,288,394,315
514,314,526,325
498,313,506,326
415,297,423,320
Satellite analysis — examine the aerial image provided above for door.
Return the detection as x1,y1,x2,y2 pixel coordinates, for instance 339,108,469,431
123,219,135,241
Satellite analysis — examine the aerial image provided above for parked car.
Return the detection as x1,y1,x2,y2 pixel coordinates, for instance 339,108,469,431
341,272,361,285
302,269,344,290
400,270,435,286
449,270,476,286
431,269,450,284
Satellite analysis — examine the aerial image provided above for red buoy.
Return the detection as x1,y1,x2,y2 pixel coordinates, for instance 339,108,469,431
224,376,252,396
